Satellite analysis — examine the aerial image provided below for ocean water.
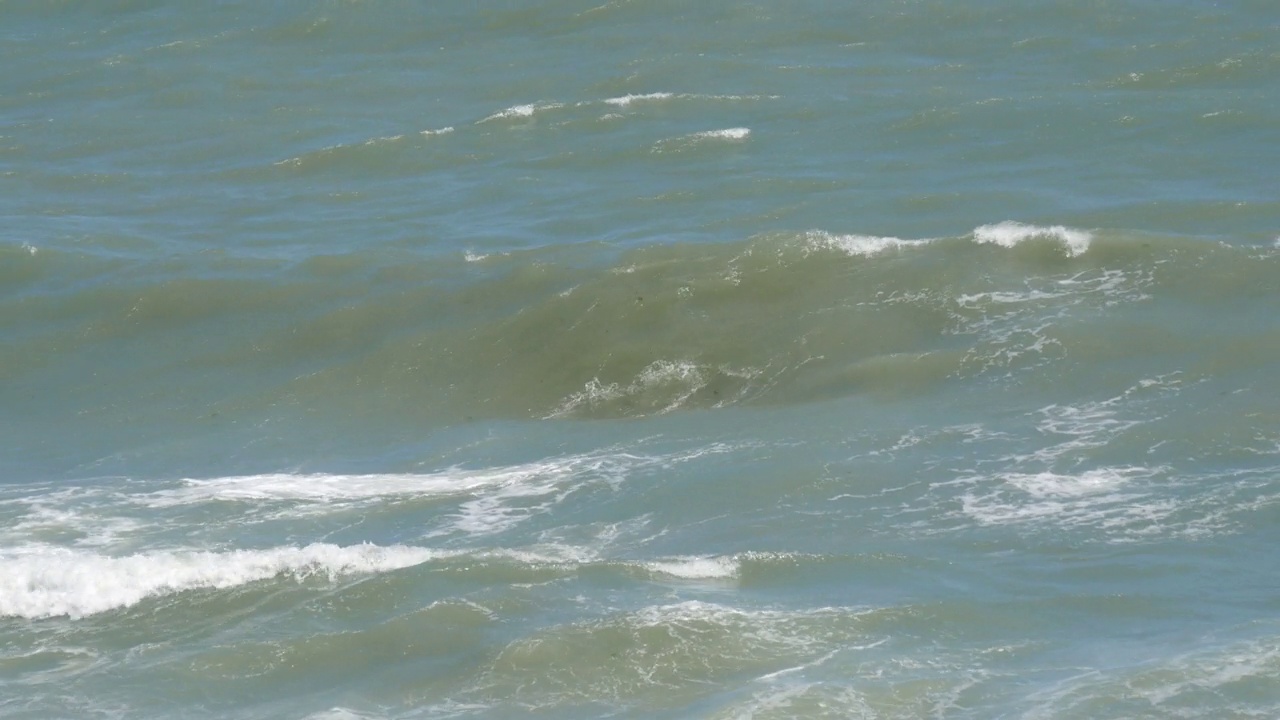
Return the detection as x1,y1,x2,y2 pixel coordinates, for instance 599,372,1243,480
3,1,1279,717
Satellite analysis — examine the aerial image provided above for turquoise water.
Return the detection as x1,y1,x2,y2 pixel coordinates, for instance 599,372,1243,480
3,2,1280,717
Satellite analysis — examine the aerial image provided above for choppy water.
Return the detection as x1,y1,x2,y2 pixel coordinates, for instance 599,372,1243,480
3,2,1280,718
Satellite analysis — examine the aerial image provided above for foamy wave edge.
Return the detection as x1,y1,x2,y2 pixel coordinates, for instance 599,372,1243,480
645,555,740,580
804,230,934,257
0,543,439,619
973,221,1093,256
478,102,563,123
807,221,1093,257
643,551,814,580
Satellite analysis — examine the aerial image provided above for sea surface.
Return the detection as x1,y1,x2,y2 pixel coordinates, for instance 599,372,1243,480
3,2,1280,718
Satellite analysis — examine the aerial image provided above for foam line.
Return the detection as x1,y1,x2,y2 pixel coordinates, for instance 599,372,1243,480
0,543,439,619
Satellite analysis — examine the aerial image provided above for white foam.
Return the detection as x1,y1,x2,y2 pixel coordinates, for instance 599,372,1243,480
450,473,572,536
152,448,690,510
693,127,750,140
443,445,736,536
631,600,832,629
2,502,142,549
1028,381,1177,463
653,128,751,152
89,446,742,544
646,555,739,580
444,445,736,537
420,126,454,136
804,230,933,257
143,471,505,506
604,92,674,106
603,92,771,107
955,289,1067,306
1001,468,1140,498
0,543,440,619
489,544,598,567
302,709,385,720
478,102,563,123
972,221,1093,256
956,465,1170,534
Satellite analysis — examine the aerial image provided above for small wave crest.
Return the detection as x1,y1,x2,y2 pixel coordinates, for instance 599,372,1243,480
804,230,934,257
0,543,438,619
653,127,750,153
693,127,750,141
972,221,1093,256
604,92,675,107
602,92,771,107
478,102,564,123
645,555,739,580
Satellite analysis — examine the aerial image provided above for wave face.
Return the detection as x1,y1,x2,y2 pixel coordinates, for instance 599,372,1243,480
4,1,1280,718
6,225,1277,475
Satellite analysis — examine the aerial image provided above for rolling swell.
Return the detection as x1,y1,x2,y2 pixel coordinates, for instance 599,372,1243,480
3,228,1275,469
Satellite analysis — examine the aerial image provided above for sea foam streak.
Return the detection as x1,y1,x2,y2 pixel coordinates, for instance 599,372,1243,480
145,471,508,505
603,92,675,106
144,449,673,508
0,543,438,619
602,92,771,107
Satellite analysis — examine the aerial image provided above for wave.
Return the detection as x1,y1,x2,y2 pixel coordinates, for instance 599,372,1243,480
477,101,565,123
653,126,751,152
1025,629,1280,718
972,221,1092,257
475,600,878,710
602,92,772,107
3,226,1274,447
0,540,885,620
0,543,439,619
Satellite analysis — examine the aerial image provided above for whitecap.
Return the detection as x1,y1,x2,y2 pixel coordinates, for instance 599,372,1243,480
693,127,750,140
804,229,933,257
972,221,1093,256
604,92,675,107
603,92,771,107
302,709,385,720
0,543,440,619
478,102,563,123
652,127,751,152
646,555,739,580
